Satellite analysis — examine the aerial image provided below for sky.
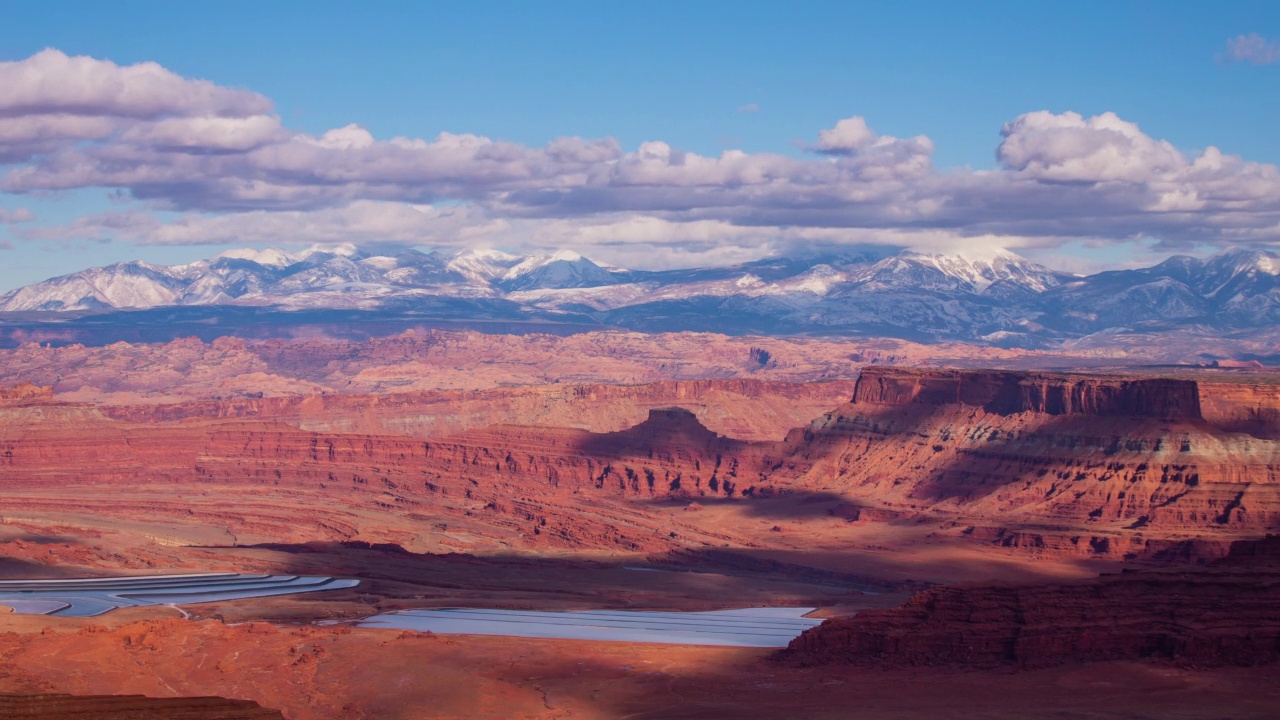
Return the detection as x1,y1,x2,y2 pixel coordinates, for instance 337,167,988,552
1,0,1279,291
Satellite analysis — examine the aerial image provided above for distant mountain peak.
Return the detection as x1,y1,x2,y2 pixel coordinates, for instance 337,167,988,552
1209,247,1280,276
214,248,297,267
5,244,1280,348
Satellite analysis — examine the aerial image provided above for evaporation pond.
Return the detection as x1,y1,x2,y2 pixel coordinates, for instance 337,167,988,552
358,607,823,647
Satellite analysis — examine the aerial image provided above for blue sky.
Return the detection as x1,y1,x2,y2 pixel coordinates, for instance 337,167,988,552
1,1,1279,289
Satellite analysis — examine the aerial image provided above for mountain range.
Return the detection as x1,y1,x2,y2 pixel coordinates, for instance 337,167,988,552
3,244,1280,347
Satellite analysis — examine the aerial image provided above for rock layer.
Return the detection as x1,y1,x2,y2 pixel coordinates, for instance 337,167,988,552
851,366,1202,420
784,535,1280,668
3,366,1279,559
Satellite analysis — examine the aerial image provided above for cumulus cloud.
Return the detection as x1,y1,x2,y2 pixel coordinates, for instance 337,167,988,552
997,111,1184,183
1222,33,1280,65
3,49,1280,264
0,207,34,223
812,116,877,154
0,49,279,164
0,48,271,118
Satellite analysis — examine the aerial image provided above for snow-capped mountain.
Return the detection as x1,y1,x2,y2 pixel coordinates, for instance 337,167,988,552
445,248,524,284
497,250,622,292
3,244,1280,347
0,261,188,311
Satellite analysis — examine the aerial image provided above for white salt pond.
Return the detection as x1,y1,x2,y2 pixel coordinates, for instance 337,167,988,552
359,607,824,647
0,573,359,617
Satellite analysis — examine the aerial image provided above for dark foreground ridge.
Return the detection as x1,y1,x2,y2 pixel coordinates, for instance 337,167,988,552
782,535,1280,668
0,693,282,719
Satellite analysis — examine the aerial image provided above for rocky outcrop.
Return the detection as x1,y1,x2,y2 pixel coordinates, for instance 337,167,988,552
0,383,52,405
784,535,1280,668
852,366,1202,420
0,694,282,719
774,367,1280,552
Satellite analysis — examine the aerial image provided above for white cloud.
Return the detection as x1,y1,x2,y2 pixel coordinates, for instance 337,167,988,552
0,207,34,223
0,48,271,118
120,115,285,152
813,116,877,154
1222,34,1280,65
997,111,1185,183
0,49,279,164
3,49,1280,260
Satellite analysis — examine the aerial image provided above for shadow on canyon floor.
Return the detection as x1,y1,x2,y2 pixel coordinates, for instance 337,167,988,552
181,539,1124,621
642,491,851,520
492,648,1280,720
0,555,103,580
189,540,920,609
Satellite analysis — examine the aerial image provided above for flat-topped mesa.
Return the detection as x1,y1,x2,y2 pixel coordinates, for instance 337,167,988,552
644,406,703,425
852,366,1202,421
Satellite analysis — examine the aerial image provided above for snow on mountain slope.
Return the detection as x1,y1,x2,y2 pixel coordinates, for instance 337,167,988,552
3,245,1279,345
214,247,299,268
849,250,1067,295
445,248,524,284
0,262,186,311
498,250,622,291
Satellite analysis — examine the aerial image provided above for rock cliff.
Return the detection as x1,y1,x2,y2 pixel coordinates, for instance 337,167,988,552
775,367,1280,555
3,367,1279,558
783,535,1280,668
851,366,1202,420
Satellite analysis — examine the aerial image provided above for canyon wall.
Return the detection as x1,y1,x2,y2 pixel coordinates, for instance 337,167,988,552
784,535,1280,668
775,367,1280,556
96,378,858,442
3,367,1280,558
851,366,1202,420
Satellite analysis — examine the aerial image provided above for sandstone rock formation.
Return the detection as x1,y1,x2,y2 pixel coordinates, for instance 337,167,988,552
0,383,51,405
3,364,1280,566
773,366,1280,556
784,535,1280,668
850,366,1202,420
95,378,858,442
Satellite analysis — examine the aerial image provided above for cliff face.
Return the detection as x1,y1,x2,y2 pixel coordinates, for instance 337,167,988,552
852,367,1202,420
1198,379,1280,439
4,367,1279,558
773,367,1280,555
97,378,858,443
784,535,1280,668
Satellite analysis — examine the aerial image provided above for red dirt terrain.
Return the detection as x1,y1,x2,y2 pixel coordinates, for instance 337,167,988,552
3,340,1280,718
0,329,1224,404
0,611,1276,719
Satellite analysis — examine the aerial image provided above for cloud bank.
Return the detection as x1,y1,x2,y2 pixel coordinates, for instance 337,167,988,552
3,49,1280,267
